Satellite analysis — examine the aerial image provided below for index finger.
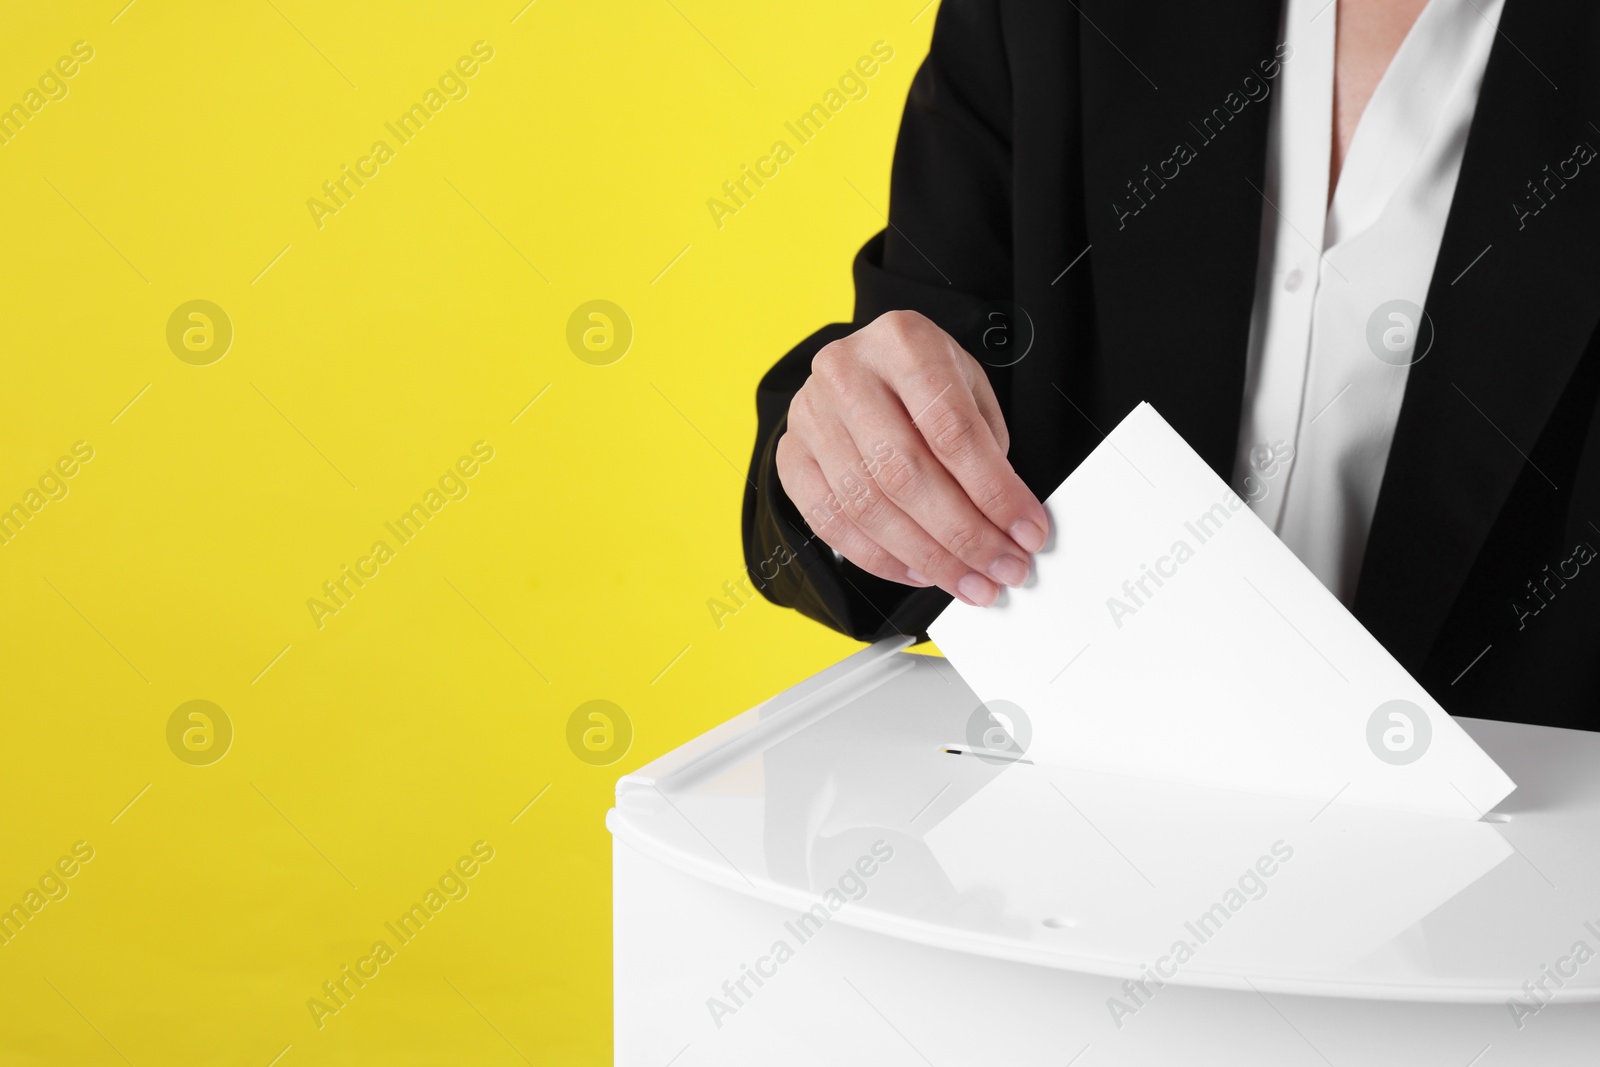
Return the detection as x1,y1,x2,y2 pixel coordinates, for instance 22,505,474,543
896,363,1050,554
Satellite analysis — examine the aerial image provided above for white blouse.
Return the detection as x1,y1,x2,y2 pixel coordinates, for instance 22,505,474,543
1231,0,1504,605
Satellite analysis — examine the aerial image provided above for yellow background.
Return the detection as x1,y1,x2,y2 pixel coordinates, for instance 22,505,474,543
0,2,934,1063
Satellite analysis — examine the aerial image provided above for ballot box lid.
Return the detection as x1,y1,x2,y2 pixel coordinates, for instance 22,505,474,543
610,639,1600,1003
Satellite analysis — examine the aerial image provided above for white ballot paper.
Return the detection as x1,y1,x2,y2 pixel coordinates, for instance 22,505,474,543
929,402,1515,820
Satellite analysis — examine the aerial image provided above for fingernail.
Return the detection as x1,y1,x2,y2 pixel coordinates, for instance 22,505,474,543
1009,519,1047,553
988,555,1030,587
958,572,1000,606
906,568,932,586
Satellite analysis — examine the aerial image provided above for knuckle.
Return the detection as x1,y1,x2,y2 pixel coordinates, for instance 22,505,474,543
945,523,985,560
877,308,926,337
971,477,1012,517
875,310,934,359
874,452,919,498
916,543,955,580
810,524,840,552
808,499,846,537
927,412,979,458
810,343,854,391
842,484,888,526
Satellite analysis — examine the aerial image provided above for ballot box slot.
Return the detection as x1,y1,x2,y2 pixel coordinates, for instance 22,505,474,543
939,744,1034,765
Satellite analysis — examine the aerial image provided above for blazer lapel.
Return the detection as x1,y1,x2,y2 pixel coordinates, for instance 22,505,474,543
1355,0,1600,667
1077,0,1281,476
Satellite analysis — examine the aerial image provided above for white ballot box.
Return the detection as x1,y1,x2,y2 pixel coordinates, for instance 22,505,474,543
611,639,1600,1066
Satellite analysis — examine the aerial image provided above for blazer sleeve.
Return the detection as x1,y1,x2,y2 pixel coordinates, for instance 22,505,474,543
741,0,1017,642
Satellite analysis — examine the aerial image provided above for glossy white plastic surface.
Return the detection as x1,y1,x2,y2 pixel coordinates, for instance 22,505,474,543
612,642,1600,1063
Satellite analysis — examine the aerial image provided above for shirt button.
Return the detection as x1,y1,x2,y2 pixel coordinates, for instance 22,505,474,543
1283,267,1304,292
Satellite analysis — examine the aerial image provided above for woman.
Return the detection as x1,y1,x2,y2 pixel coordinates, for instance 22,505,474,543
743,0,1600,729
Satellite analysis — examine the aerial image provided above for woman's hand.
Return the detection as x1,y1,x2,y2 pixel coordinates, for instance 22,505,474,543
775,310,1049,607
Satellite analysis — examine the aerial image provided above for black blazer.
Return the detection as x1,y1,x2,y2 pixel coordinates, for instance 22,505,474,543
743,0,1600,731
